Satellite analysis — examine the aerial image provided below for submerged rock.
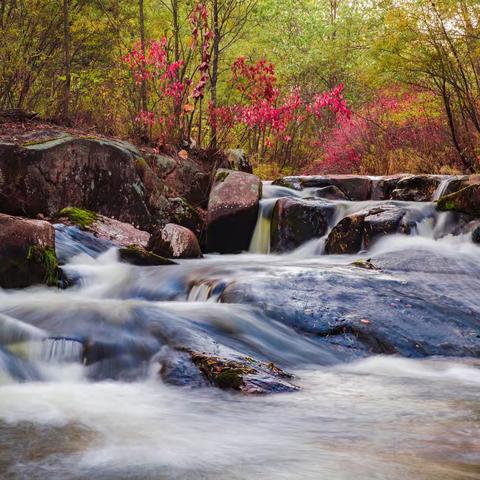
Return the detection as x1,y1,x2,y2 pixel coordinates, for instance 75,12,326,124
325,205,410,254
270,198,334,253
206,169,262,253
147,223,202,259
190,351,298,394
118,245,176,266
437,184,480,217
0,214,59,288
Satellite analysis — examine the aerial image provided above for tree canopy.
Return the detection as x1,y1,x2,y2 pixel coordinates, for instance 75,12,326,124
1,0,479,175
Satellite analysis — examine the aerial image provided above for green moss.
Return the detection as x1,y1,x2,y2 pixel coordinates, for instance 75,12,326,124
215,170,230,183
215,368,245,390
351,259,380,270
27,246,59,286
58,207,98,229
135,157,149,170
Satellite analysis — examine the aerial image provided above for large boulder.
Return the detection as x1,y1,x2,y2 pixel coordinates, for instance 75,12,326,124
270,198,334,253
325,205,410,254
437,184,480,217
0,214,58,288
147,223,202,259
206,169,262,253
0,132,160,230
390,175,443,202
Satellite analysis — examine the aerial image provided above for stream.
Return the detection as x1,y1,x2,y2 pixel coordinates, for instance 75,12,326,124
0,182,479,479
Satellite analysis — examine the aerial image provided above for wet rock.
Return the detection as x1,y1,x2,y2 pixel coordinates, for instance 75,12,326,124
270,198,334,253
473,226,480,244
325,213,365,254
206,169,262,253
54,224,116,264
313,185,348,200
325,205,410,254
118,245,176,266
441,174,480,197
158,348,209,387
390,175,442,201
371,175,408,200
327,175,372,201
220,250,480,359
437,184,480,217
0,133,161,230
273,175,372,201
227,149,253,173
147,223,202,259
0,214,59,288
57,207,150,247
190,351,298,394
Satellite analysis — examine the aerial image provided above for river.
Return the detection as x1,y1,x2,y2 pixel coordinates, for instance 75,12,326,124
0,183,479,479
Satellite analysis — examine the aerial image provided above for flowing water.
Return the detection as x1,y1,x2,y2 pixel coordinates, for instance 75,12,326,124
1,184,480,480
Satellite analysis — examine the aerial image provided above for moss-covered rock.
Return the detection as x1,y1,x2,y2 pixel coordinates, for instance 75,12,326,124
118,244,176,266
0,214,59,288
190,352,298,394
58,207,98,229
437,184,480,217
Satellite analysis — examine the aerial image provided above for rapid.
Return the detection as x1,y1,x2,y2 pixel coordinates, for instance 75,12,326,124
0,181,479,480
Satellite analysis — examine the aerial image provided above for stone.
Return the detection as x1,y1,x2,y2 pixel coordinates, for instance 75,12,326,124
437,184,480,217
390,175,442,201
118,245,176,266
0,134,159,230
0,214,58,288
206,169,262,253
57,207,150,247
270,198,334,253
148,223,202,259
190,351,298,394
312,185,348,200
325,205,410,254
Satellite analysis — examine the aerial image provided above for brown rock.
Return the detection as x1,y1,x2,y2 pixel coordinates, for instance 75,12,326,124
148,223,202,259
206,169,262,253
270,198,334,253
0,214,58,288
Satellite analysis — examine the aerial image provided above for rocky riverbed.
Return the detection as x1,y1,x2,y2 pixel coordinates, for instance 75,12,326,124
0,131,479,479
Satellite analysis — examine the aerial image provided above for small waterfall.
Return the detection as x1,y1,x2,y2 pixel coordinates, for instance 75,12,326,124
40,337,84,363
249,199,277,254
432,177,452,201
187,280,225,302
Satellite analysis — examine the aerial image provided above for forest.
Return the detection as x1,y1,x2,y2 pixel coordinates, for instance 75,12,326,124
1,0,479,177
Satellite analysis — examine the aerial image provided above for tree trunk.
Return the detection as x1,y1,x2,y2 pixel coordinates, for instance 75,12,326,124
62,0,71,120
210,0,220,150
139,0,148,139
